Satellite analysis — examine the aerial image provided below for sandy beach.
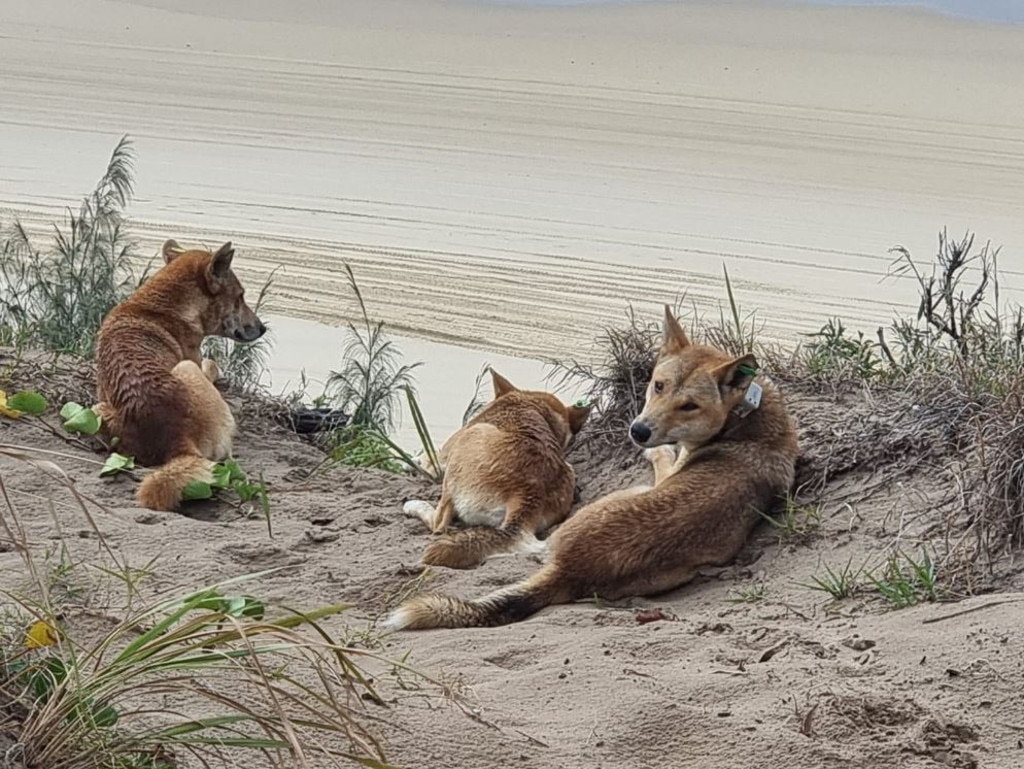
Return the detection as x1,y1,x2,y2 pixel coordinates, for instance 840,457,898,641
4,0,1023,355
3,3,1024,766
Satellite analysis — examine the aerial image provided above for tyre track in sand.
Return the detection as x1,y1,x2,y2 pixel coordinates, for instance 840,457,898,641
2,0,1023,363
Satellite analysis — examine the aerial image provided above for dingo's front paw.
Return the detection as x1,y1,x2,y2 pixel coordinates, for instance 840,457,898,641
201,358,221,383
643,446,676,465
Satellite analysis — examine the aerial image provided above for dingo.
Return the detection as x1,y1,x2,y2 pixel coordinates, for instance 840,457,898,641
403,370,591,569
387,307,798,629
94,240,266,511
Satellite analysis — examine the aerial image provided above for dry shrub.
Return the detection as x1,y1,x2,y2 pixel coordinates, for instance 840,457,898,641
552,304,662,448
792,229,1024,589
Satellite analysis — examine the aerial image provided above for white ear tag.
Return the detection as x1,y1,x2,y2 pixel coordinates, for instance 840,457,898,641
732,381,762,419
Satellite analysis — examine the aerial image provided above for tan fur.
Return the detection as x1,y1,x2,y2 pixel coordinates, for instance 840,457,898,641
387,306,799,630
94,239,266,511
403,370,592,569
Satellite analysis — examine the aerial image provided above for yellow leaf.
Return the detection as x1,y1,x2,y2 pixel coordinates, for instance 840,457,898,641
25,619,60,649
0,391,24,419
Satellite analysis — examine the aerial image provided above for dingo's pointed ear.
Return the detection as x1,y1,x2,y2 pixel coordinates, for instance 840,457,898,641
567,401,593,435
713,353,758,393
207,242,235,285
162,239,184,264
490,369,517,398
659,305,690,356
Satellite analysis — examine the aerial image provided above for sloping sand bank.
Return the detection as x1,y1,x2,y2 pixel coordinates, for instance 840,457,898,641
3,355,1023,768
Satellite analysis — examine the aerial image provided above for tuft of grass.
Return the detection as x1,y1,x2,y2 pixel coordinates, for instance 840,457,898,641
551,303,665,446
867,548,939,609
1,581,391,768
0,136,143,357
329,426,404,475
327,263,420,435
759,496,823,542
321,265,447,482
0,443,433,768
726,583,767,604
460,364,491,427
367,387,443,483
802,317,883,381
704,264,763,358
201,269,278,393
798,558,863,601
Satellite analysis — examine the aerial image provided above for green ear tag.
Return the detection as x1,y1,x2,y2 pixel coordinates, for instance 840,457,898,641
737,364,758,377
573,398,591,409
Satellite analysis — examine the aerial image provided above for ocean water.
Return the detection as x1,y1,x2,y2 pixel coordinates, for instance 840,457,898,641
479,0,1024,25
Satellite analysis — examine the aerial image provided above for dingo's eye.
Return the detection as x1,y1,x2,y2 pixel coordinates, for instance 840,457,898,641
653,381,664,393
679,402,699,412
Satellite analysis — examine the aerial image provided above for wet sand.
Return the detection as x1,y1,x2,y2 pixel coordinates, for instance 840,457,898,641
3,0,1023,440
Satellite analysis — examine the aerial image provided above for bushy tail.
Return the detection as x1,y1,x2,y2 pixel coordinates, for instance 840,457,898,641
137,453,214,511
423,525,528,569
384,565,568,630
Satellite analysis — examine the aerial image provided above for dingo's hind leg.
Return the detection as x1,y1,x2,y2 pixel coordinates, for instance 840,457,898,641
403,492,455,533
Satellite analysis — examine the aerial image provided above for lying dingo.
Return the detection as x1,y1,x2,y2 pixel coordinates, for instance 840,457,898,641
403,370,591,569
387,307,798,629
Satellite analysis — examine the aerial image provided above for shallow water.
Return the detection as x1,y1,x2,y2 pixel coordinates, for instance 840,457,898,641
264,315,583,448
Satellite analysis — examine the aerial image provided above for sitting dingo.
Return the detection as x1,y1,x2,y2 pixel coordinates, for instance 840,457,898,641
387,306,799,629
403,370,592,569
94,239,266,512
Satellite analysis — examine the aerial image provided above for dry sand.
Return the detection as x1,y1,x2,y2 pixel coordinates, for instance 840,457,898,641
3,5,1024,765
3,356,1024,768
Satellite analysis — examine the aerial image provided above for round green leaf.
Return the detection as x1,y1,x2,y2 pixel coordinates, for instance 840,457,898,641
182,481,214,501
210,463,233,489
92,703,119,728
8,391,48,415
64,407,102,436
100,453,135,477
60,401,85,420
224,459,247,482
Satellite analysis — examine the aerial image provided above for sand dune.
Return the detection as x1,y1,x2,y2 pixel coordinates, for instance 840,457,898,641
3,0,1023,365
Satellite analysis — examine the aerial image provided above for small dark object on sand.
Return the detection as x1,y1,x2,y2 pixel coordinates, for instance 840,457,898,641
287,407,350,434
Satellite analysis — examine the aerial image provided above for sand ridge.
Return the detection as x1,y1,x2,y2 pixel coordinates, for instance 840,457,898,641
2,356,1023,767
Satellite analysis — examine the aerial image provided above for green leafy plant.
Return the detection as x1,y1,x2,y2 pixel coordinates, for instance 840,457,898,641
5,390,48,415
61,402,102,436
803,317,882,381
183,459,273,535
329,428,404,475
0,136,142,356
99,453,135,477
